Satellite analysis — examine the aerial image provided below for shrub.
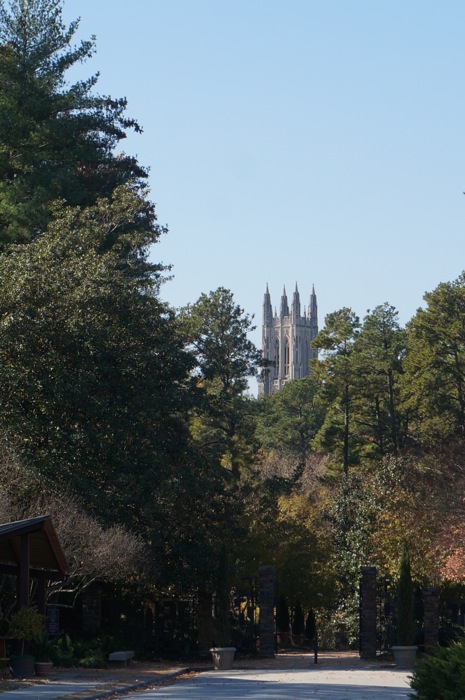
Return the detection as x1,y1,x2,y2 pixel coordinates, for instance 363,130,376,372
30,631,56,661
9,607,44,654
410,641,465,700
79,652,106,668
50,633,116,668
51,634,76,667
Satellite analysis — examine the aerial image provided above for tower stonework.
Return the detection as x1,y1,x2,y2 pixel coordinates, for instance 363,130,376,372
259,283,318,395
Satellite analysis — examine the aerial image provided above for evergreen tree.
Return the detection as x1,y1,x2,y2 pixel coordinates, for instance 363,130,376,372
397,543,415,646
352,304,407,457
180,287,263,481
312,308,360,474
403,273,465,445
0,0,148,245
256,375,324,480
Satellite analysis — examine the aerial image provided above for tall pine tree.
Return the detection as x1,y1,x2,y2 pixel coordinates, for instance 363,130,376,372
0,0,148,245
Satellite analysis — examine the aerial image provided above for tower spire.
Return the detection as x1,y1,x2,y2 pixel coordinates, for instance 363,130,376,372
309,285,318,329
280,286,289,318
263,283,272,324
292,282,301,317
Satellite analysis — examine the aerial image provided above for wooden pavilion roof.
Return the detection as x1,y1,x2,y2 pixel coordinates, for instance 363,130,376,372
0,515,68,576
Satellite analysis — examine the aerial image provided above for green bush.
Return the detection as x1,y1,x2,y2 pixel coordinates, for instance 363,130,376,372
50,633,111,668
30,631,56,661
397,543,415,645
50,634,76,667
9,607,44,655
79,652,106,668
410,641,465,700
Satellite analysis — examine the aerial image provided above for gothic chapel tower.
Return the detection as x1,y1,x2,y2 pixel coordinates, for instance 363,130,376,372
259,284,318,395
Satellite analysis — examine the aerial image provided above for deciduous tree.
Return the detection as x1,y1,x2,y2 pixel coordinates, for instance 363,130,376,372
0,445,145,606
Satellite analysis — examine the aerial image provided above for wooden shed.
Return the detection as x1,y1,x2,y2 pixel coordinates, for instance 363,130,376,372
0,515,68,613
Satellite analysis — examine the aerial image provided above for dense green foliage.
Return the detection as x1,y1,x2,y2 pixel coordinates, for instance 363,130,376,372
352,304,407,457
397,544,415,645
403,273,465,444
179,287,263,481
311,308,360,474
0,0,148,245
0,0,237,604
0,186,191,527
255,375,324,477
410,641,465,700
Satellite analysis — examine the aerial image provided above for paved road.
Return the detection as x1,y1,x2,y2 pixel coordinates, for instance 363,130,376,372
123,666,412,700
0,653,413,700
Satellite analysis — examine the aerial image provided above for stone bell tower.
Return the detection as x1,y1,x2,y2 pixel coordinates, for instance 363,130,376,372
259,283,318,395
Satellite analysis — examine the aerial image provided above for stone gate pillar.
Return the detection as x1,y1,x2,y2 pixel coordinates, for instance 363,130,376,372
360,566,377,659
258,566,276,657
423,587,440,652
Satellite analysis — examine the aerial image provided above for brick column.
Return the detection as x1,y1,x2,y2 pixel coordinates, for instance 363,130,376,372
423,587,440,652
258,566,276,657
360,566,377,659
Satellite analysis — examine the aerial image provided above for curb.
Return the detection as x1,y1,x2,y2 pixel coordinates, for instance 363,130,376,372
49,668,191,700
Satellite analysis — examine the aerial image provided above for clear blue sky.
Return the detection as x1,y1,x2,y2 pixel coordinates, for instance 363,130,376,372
63,1,465,354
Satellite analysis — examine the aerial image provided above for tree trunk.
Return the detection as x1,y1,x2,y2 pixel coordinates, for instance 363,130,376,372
343,383,349,476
